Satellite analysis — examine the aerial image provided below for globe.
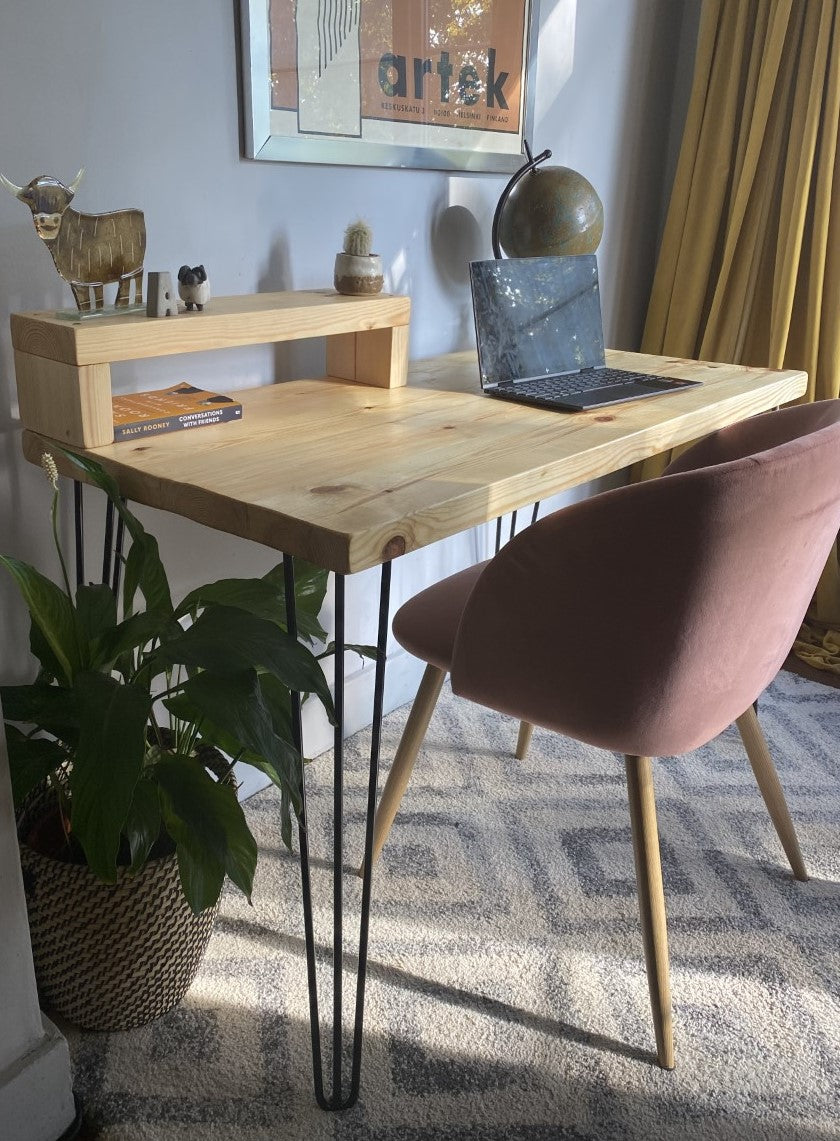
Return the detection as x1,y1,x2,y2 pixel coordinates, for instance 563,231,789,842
496,165,604,259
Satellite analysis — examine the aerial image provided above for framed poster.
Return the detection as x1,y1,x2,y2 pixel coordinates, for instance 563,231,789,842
241,1,540,172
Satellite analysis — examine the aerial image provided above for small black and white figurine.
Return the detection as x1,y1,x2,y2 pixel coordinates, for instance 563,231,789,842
177,264,210,311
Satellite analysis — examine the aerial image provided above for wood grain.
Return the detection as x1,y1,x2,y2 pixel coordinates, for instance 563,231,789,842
12,290,411,446
14,351,113,448
326,323,410,388
736,706,808,881
22,350,807,575
10,290,410,367
625,754,674,1069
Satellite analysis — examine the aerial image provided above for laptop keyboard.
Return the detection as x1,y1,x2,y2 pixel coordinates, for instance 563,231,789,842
512,368,643,397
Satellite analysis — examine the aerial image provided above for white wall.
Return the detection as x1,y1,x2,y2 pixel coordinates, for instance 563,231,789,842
0,0,699,740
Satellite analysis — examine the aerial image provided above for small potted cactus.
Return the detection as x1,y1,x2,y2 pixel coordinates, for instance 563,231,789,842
334,220,384,295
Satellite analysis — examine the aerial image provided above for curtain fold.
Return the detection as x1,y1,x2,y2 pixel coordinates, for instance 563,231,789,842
637,0,840,662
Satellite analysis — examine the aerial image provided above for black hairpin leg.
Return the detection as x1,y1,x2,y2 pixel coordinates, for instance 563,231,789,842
285,555,392,1110
351,559,391,1102
496,504,539,554
101,500,115,586
73,481,84,587
111,500,126,599
100,496,125,599
494,502,541,556
283,556,325,1102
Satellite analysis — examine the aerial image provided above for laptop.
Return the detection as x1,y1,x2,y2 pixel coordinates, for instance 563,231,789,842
469,254,701,412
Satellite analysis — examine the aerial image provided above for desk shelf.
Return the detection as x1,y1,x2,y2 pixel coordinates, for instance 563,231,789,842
11,289,411,448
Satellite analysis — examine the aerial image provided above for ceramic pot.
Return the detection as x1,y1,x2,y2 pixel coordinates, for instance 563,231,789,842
334,251,384,295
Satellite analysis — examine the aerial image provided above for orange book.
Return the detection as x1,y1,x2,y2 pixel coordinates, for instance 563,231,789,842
112,383,243,442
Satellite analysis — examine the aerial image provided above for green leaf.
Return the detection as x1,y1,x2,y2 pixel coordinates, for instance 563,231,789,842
279,787,293,850
68,672,151,882
235,753,302,825
319,641,378,663
59,450,125,510
157,689,201,727
213,742,301,818
175,577,285,623
2,725,68,808
154,607,336,722
58,451,146,553
163,812,225,916
347,643,378,661
293,559,329,615
29,617,64,681
75,584,117,665
263,561,329,643
123,778,163,874
162,682,299,818
122,531,173,618
56,451,174,618
255,672,293,742
172,669,282,768
121,542,140,617
95,610,170,669
155,756,257,913
0,556,79,684
0,681,79,744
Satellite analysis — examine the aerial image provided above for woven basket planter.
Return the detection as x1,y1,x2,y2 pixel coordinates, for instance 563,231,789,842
18,799,218,1032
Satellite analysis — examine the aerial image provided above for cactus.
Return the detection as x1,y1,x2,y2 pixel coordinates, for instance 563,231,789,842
335,218,383,294
343,219,373,258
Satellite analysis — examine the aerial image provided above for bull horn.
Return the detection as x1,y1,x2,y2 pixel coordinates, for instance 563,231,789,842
68,167,85,196
0,172,25,198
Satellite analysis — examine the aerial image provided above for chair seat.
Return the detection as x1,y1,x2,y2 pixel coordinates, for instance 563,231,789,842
393,561,487,670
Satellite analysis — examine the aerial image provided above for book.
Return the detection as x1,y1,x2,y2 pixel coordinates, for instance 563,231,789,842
111,383,243,442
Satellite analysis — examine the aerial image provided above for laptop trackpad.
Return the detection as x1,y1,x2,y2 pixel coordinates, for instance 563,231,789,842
566,380,688,410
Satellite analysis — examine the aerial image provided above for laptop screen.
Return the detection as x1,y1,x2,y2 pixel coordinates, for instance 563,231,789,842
470,255,607,389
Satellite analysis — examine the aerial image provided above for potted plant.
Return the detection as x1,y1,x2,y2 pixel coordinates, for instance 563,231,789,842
1,449,337,1030
334,220,384,295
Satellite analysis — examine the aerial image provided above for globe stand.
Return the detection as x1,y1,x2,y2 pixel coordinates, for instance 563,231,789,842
491,140,552,258
491,140,604,261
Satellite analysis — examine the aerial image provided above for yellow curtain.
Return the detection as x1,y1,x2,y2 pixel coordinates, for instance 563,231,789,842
637,0,840,670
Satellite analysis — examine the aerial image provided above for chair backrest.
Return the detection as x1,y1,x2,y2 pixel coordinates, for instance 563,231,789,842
450,400,840,758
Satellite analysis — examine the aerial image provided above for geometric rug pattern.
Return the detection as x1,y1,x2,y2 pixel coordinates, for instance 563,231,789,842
65,670,840,1140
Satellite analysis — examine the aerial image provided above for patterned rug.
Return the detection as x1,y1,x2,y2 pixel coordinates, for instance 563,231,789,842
65,671,840,1140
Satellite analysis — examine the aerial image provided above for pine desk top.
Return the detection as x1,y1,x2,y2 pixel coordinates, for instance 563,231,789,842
23,349,807,574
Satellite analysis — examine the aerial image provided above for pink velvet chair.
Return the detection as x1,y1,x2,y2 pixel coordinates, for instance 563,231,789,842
370,399,840,1069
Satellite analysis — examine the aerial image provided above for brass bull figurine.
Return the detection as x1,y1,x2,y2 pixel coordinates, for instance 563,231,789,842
1,168,145,312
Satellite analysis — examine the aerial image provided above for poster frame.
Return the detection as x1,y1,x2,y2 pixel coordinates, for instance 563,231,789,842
240,0,541,173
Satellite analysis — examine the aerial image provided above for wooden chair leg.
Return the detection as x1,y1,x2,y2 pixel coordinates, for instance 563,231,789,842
360,663,447,873
515,721,534,760
625,754,675,1070
735,705,808,881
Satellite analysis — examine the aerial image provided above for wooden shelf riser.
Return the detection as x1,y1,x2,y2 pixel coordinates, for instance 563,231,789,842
12,290,411,447
326,325,410,388
15,351,114,448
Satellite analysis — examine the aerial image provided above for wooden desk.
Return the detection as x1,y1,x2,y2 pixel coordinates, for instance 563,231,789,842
18,345,807,1110
23,349,807,574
